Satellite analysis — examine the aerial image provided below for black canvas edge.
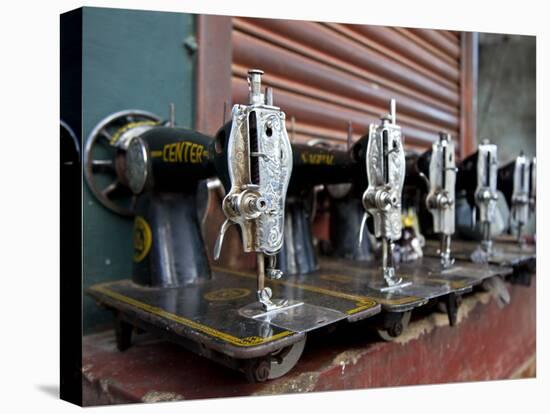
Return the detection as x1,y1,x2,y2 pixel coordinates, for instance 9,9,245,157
60,7,83,407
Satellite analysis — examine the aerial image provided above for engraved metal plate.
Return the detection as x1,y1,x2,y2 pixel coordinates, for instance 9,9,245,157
427,134,456,235
510,154,531,228
225,105,292,254
363,118,405,240
475,142,499,223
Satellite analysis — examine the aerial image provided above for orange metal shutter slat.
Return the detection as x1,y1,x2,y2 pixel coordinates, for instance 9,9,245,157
345,25,460,82
234,18,459,114
232,17,463,152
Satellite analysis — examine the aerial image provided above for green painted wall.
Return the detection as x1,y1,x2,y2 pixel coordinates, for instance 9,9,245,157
82,7,196,332
478,34,536,163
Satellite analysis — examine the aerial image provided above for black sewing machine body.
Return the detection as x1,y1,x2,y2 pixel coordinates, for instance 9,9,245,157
85,73,384,382
422,147,535,285
399,138,510,289
83,68,533,381
275,110,512,332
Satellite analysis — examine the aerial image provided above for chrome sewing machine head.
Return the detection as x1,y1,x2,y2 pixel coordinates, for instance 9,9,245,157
425,132,458,268
473,139,499,258
214,69,293,311
509,152,531,244
360,99,410,290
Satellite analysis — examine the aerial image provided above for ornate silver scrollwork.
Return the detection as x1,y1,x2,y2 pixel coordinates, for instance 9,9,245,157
426,132,457,268
529,156,536,213
214,69,293,310
472,140,499,261
510,152,531,244
361,99,409,290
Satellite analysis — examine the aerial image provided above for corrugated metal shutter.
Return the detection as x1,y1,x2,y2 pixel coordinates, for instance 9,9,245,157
231,17,464,153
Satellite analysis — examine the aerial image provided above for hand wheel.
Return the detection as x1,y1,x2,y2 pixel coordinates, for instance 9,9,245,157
84,110,161,216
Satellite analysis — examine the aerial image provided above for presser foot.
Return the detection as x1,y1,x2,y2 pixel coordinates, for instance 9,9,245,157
239,296,303,320
369,267,412,292
470,241,496,264
257,287,289,312
439,252,455,269
470,246,489,263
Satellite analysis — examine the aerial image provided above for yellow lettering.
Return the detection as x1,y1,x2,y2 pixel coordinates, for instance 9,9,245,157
176,142,183,162
182,142,189,162
197,146,203,163
191,144,198,163
169,143,177,162
161,142,206,163
300,152,334,165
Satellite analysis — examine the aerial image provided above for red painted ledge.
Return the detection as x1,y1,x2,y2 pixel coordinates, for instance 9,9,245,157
82,280,536,406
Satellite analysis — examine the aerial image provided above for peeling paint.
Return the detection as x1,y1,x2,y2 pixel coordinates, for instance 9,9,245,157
142,391,185,403
332,349,364,371
82,364,96,382
253,372,320,395
510,354,536,379
393,290,492,344
99,378,114,394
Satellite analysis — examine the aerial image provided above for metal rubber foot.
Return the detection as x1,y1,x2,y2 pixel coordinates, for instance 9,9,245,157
114,314,133,352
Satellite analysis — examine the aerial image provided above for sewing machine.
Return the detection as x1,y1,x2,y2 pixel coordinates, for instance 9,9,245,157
498,153,535,244
85,69,381,382
493,153,537,284
275,101,502,336
348,107,513,327
399,134,513,310
83,69,532,380
424,141,535,285
424,132,457,268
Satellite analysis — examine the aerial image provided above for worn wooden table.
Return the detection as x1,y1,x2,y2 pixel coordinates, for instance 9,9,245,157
82,280,536,406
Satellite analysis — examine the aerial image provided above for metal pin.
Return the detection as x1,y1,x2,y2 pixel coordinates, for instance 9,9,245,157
347,121,353,151
381,238,388,271
248,69,264,105
168,103,175,127
265,87,273,106
390,99,396,125
257,252,265,292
